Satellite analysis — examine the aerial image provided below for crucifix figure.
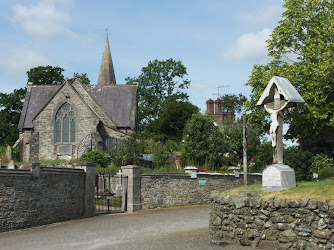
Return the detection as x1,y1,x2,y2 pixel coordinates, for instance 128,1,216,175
264,100,288,147
257,76,304,191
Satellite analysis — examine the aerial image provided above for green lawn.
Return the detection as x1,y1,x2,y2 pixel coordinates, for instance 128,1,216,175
95,197,122,207
223,180,334,201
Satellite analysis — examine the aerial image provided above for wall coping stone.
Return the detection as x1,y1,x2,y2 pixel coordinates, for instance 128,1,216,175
0,167,85,177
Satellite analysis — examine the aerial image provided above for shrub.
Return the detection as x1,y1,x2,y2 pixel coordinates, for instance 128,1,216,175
311,153,334,179
0,146,20,163
284,146,313,181
81,150,110,168
96,166,121,175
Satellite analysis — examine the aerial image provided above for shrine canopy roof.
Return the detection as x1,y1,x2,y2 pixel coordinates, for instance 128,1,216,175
257,76,305,106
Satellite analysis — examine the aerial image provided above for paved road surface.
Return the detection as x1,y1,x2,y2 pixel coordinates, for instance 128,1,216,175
0,205,253,250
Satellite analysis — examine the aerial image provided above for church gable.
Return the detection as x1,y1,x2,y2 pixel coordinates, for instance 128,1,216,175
32,81,100,160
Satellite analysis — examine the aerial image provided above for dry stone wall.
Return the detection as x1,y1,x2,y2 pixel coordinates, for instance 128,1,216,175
141,173,261,209
209,191,334,249
0,167,86,232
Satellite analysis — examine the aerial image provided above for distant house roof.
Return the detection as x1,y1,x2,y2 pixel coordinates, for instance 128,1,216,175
141,154,154,162
19,83,137,131
257,76,305,106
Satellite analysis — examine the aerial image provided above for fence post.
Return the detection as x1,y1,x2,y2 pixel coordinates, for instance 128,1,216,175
76,162,97,217
121,165,141,212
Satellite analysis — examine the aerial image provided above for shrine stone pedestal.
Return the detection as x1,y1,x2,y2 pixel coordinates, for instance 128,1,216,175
262,164,296,191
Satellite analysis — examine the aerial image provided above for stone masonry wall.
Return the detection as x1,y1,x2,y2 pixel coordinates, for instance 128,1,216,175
34,83,99,161
141,173,261,209
209,192,334,249
0,167,85,232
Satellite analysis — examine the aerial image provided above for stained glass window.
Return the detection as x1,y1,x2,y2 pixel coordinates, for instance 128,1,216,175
55,103,76,143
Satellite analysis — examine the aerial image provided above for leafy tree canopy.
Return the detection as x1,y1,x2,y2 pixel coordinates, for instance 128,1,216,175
221,118,262,167
27,65,90,85
284,146,313,181
68,73,90,85
246,0,334,154
143,101,199,142
125,58,190,132
27,65,65,85
220,94,247,113
181,113,227,169
0,88,26,146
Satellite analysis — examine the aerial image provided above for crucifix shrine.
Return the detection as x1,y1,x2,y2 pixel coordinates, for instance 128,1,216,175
257,76,304,191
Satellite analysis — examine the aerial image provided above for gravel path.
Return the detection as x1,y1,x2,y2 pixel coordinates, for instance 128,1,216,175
0,205,253,250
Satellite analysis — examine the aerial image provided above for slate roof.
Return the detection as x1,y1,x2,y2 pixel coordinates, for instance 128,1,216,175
19,83,137,131
84,84,137,130
19,85,61,130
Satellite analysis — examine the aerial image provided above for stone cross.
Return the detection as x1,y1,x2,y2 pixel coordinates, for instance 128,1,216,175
257,76,304,191
257,76,305,165
6,146,15,169
6,146,12,161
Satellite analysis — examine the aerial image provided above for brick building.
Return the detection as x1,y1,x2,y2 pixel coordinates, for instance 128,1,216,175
15,35,137,162
206,98,234,124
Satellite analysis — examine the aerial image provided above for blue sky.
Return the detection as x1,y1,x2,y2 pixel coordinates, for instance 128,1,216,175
0,0,284,112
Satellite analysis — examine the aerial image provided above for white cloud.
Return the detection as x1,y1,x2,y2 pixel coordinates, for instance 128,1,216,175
11,0,79,40
240,5,284,27
0,45,51,75
222,28,272,62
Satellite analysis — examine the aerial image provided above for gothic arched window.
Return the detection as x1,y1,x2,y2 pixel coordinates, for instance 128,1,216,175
55,103,76,143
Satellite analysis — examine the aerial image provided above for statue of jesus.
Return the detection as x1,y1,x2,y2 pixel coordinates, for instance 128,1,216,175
264,101,288,147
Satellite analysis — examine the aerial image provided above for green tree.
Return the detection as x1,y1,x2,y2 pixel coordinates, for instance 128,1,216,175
220,119,262,168
311,153,334,178
246,0,334,155
181,113,226,169
220,94,247,113
250,141,273,172
81,150,110,168
144,101,199,142
68,73,91,85
0,88,26,146
151,141,171,169
27,66,90,85
284,146,313,181
118,133,143,165
126,59,190,132
27,65,65,85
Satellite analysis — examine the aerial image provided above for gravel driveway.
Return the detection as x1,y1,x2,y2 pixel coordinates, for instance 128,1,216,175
0,205,253,250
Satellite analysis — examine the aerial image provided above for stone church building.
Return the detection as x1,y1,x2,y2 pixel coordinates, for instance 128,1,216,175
16,35,138,162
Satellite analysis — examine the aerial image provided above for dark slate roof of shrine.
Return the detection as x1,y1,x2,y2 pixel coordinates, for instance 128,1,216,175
19,83,137,131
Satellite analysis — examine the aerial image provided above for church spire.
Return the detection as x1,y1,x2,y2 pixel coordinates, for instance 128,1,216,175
97,34,116,85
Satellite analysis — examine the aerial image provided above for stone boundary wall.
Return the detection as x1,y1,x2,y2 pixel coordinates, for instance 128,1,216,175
0,167,86,232
141,172,262,209
209,191,334,249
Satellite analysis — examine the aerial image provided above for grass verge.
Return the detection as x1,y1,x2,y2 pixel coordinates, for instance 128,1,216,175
95,198,122,207
223,180,334,201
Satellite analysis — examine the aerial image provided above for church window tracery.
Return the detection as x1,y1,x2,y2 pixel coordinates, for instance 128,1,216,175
55,103,76,143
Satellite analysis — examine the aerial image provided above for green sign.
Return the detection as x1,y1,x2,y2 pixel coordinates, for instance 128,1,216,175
199,180,206,186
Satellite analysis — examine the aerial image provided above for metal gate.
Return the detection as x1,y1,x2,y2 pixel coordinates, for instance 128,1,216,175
95,174,127,213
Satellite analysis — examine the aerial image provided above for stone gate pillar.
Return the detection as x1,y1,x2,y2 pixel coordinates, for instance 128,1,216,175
121,165,141,212
76,162,96,217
